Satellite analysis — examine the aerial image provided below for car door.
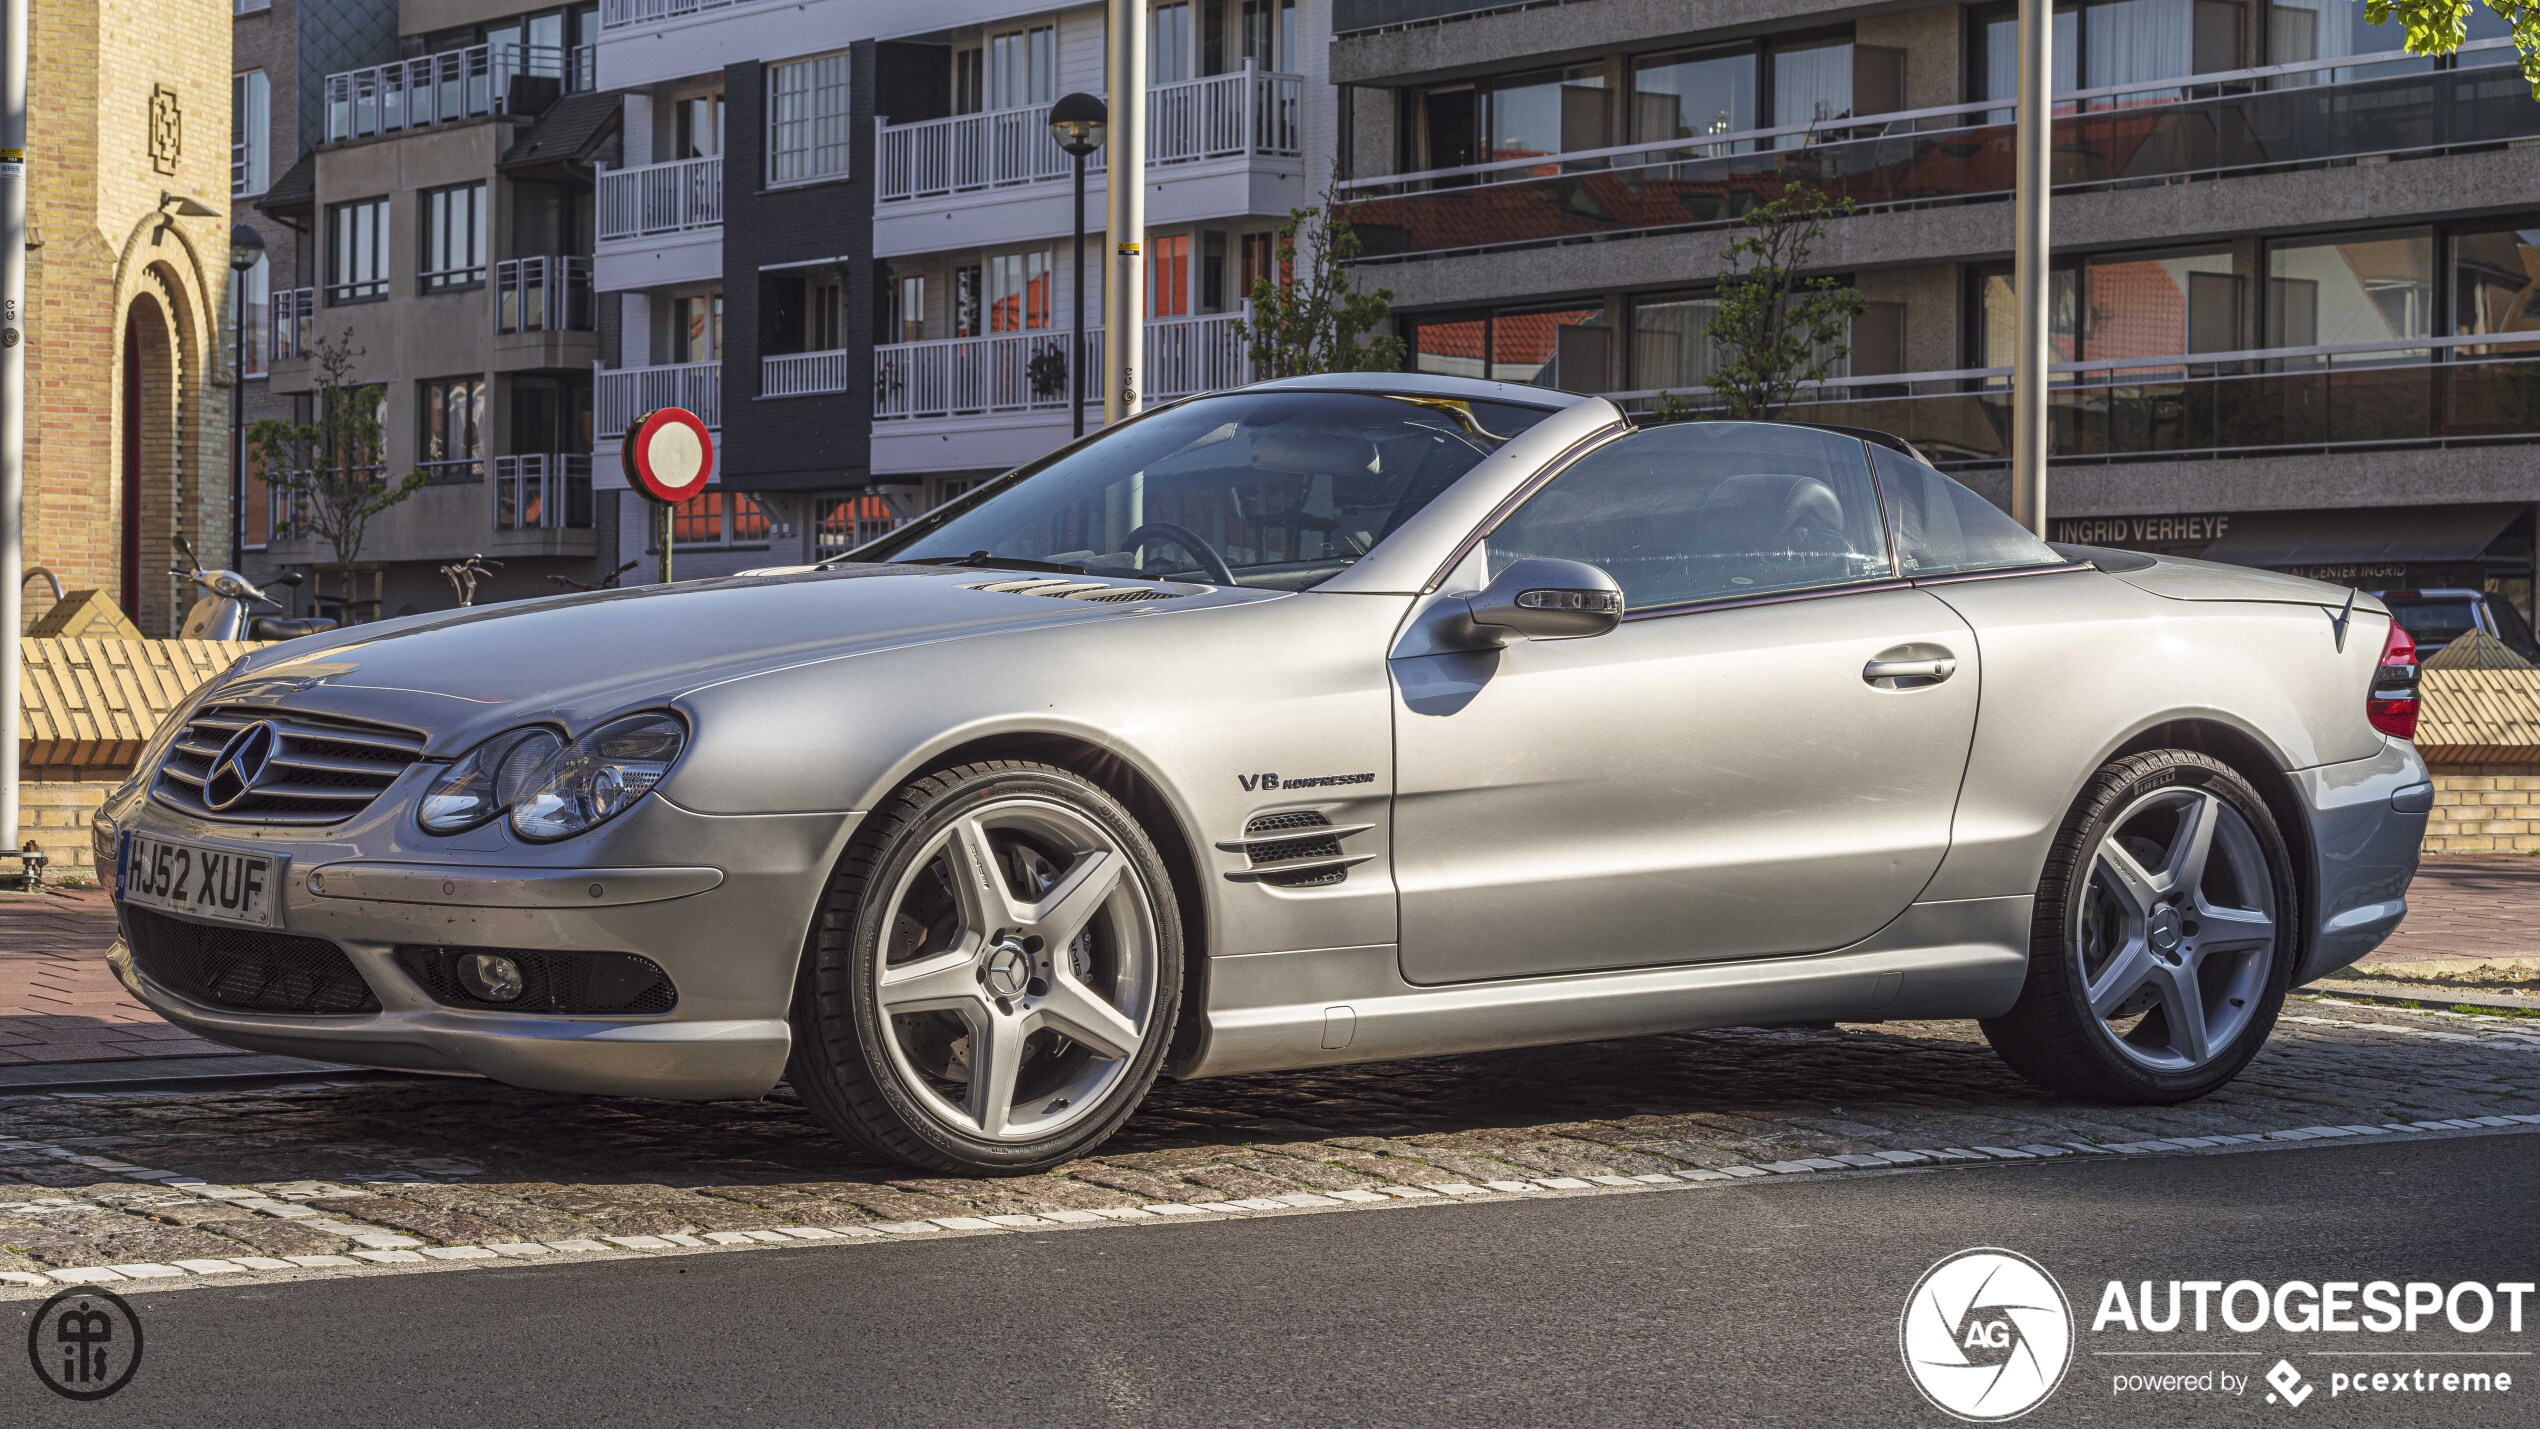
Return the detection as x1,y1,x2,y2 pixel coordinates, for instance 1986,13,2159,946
1389,422,1981,985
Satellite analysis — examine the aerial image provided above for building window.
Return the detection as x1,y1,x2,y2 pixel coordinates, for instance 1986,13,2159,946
667,487,773,548
988,250,1051,332
987,24,1055,110
673,293,723,362
234,0,271,16
228,251,269,377
769,52,854,186
2451,222,2540,351
1409,305,1608,389
806,275,847,350
673,94,725,159
1630,48,1756,146
420,376,487,482
953,264,983,337
890,274,926,342
231,71,270,196
420,183,487,292
1148,234,1191,318
326,197,390,305
953,46,984,115
1153,3,1193,84
2265,229,2434,358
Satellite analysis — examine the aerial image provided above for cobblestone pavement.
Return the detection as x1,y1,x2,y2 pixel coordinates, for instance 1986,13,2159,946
0,887,230,1065
0,994,2531,1294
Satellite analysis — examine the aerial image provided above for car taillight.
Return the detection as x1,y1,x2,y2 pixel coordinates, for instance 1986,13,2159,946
2367,619,2419,740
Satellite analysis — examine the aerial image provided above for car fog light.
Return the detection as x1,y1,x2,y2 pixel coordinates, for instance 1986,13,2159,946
457,952,526,1003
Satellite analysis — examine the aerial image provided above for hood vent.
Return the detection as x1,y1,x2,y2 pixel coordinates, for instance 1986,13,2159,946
1217,810,1376,889
964,577,1179,603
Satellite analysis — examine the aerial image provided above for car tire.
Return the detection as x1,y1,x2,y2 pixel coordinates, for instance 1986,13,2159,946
1983,749,2299,1104
787,760,1183,1175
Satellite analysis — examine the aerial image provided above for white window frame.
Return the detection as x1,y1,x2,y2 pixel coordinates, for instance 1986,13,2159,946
767,52,854,188
232,70,270,197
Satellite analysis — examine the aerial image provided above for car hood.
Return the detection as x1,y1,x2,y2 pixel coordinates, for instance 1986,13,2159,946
215,564,1268,753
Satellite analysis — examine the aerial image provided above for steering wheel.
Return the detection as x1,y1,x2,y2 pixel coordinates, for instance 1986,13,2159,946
1125,521,1237,586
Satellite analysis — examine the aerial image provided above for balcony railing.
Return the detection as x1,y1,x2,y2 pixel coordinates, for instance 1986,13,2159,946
324,43,576,142
762,347,856,399
1343,43,2536,261
598,0,786,30
878,66,1304,204
597,359,721,436
1608,333,2540,468
271,287,315,361
496,256,595,333
495,453,595,531
598,155,723,241
873,311,1248,420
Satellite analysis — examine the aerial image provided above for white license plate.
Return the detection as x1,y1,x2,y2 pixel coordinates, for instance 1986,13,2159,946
119,833,285,928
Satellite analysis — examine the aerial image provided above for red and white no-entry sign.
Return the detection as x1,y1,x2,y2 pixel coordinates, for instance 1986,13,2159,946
621,407,714,506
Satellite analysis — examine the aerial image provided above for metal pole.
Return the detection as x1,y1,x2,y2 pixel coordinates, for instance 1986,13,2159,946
1072,151,1087,439
232,288,246,570
656,502,672,584
0,0,26,864
2011,0,2052,536
1103,0,1145,425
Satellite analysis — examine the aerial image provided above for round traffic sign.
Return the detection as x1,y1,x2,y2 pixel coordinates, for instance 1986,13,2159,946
622,407,714,506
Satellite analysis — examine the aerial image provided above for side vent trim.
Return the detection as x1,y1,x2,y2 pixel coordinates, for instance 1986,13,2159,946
1222,810,1373,888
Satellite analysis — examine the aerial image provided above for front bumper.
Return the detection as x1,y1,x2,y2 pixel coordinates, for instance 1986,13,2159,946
97,775,859,1101
2292,737,2432,985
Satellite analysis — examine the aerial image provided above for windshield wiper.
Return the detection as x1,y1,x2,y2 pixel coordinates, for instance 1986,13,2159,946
898,552,1093,576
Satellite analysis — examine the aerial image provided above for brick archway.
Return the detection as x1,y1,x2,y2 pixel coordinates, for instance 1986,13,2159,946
118,289,181,633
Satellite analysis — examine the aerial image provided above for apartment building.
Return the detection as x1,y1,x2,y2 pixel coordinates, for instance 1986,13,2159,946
591,0,1331,579
253,0,617,617
1331,0,2540,616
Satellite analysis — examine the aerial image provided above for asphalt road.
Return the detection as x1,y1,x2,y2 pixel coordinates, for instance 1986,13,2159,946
8,1131,2531,1428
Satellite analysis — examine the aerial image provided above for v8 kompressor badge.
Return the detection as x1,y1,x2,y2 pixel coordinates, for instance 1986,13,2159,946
1239,771,1376,792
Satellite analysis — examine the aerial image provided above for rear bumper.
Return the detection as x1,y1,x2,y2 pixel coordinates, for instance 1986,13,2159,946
2293,738,2431,985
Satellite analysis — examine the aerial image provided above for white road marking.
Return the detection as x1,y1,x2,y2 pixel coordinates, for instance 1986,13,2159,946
2,1111,2534,1299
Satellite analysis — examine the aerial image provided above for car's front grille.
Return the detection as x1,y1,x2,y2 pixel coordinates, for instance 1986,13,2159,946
152,705,428,826
124,907,381,1015
393,945,678,1015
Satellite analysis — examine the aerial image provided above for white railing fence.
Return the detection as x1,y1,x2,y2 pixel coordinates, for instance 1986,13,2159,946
597,155,724,241
597,360,722,436
495,256,594,333
598,0,785,30
874,311,1248,420
270,288,315,362
324,43,572,142
762,348,857,398
878,67,1305,203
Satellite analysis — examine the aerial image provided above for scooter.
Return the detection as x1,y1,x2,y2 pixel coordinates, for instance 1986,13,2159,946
172,537,339,642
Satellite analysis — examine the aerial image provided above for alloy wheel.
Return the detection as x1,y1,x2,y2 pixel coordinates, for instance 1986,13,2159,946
2073,785,2279,1073
870,797,1160,1142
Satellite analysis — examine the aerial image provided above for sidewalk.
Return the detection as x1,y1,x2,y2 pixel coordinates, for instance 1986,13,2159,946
0,854,2529,1078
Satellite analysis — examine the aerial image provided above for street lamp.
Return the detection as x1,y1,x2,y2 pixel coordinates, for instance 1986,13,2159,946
1049,92,1106,439
229,222,265,571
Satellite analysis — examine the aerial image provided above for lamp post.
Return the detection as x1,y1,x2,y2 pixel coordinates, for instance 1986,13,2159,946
2011,0,2051,535
228,223,265,571
1049,93,1107,440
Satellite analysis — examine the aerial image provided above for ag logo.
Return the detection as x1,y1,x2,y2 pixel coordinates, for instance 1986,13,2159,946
1899,1249,2072,1421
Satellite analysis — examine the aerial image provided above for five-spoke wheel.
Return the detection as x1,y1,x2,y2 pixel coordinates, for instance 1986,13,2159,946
1985,749,2297,1103
789,762,1182,1173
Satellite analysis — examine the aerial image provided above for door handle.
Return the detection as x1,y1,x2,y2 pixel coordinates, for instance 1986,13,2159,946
1863,656,1957,687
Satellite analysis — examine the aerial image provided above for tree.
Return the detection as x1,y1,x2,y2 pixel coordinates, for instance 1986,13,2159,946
1700,182,1866,422
2375,1,2540,93
1238,172,1406,380
244,333,425,571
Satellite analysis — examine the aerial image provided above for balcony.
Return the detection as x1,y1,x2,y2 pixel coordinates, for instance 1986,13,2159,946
323,43,583,143
1606,334,2540,469
873,311,1249,421
880,68,1303,203
599,156,724,241
1343,48,2540,263
597,0,787,30
494,454,595,531
270,288,315,363
762,348,856,399
597,359,721,437
496,257,595,333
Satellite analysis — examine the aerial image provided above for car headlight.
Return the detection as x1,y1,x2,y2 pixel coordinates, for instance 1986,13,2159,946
508,713,686,842
418,727,566,834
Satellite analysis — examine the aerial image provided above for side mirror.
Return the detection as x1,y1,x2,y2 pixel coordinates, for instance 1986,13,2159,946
1463,558,1623,644
275,570,305,588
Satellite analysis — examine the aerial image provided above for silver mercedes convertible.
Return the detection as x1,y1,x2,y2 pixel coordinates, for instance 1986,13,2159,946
97,373,2431,1174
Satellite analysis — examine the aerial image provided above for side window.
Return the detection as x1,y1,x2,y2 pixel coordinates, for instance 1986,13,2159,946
1483,423,1892,611
1870,446,2063,578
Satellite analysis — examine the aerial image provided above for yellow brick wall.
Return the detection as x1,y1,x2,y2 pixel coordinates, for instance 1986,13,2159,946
19,778,122,882
23,0,236,636
2421,764,2540,854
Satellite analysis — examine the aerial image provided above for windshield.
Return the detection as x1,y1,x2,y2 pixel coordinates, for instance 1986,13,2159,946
856,390,1556,589
2385,596,2481,647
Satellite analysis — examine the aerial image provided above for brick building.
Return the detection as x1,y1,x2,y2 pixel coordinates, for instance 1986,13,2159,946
23,0,240,637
